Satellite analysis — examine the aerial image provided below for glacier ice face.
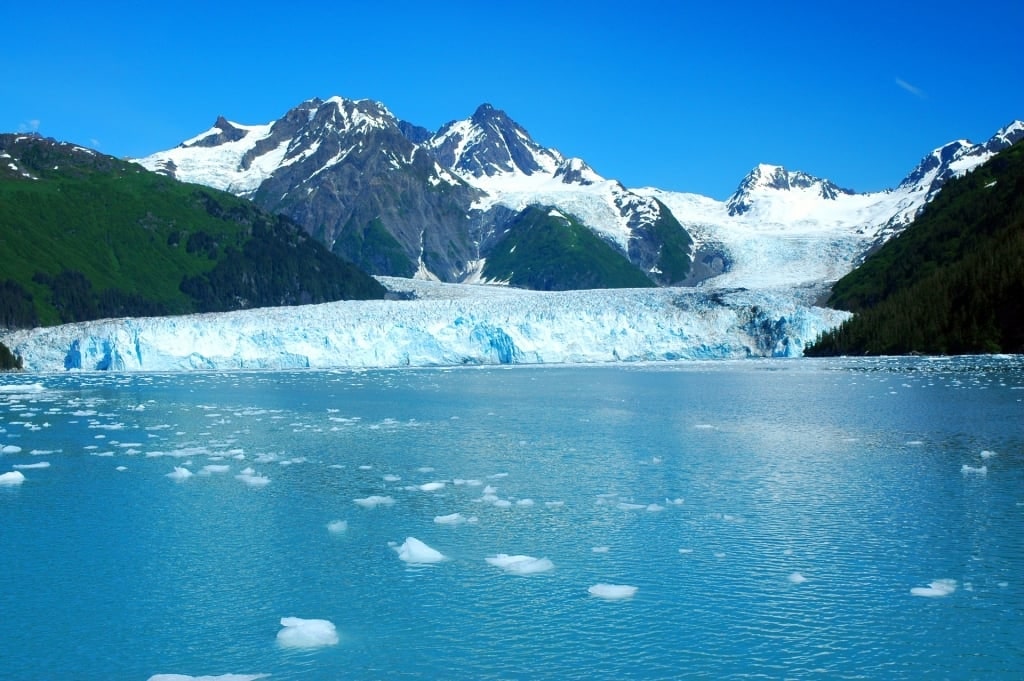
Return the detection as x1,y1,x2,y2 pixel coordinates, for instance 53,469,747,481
1,278,849,372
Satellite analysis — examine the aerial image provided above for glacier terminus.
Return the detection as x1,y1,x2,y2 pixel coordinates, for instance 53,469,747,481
2,279,848,372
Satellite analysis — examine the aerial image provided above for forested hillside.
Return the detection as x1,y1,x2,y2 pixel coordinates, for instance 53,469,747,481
0,134,386,331
807,140,1024,356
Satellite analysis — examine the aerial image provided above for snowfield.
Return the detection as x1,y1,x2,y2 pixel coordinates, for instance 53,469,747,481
1,278,848,372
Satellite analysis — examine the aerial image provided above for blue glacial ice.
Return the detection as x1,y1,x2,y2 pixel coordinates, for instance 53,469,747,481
1,278,849,372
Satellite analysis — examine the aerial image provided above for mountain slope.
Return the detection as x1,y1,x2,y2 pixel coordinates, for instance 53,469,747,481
0,134,385,329
639,120,1024,290
138,98,694,288
806,139,1024,355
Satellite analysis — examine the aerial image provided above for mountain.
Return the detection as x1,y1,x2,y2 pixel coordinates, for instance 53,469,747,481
639,120,1024,291
806,138,1024,356
0,133,386,330
138,98,693,289
139,96,1021,294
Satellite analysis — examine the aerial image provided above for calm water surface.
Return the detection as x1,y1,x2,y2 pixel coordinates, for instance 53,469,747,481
1,357,1022,680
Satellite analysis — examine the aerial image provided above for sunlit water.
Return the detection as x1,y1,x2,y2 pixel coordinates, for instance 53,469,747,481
1,357,1022,680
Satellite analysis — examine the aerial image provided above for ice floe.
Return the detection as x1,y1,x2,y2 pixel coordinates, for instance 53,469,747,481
327,520,348,534
354,495,395,509
166,466,193,481
434,512,472,525
788,572,808,584
13,461,50,469
0,470,26,485
911,579,957,597
1,445,22,454
235,469,271,487
486,554,555,575
276,616,339,648
961,464,987,476
394,537,446,563
588,583,638,599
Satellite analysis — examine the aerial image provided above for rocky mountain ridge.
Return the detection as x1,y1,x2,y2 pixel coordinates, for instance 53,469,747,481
136,99,1023,290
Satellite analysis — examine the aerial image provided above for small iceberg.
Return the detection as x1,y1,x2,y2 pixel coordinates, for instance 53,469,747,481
0,470,26,486
354,495,395,509
788,572,808,584
394,537,446,564
326,520,348,534
911,579,957,597
485,554,555,575
961,464,987,476
276,617,339,648
166,466,193,482
434,512,468,525
588,583,638,600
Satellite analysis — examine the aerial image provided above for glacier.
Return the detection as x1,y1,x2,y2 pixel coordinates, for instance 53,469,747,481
0,278,848,372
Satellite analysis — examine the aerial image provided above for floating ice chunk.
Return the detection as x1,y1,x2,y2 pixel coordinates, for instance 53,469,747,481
148,674,269,681
383,474,401,482
516,498,535,507
0,382,43,394
592,546,610,553
13,461,50,469
354,495,395,509
0,470,26,485
236,471,270,487
434,512,468,525
417,466,435,473
327,520,348,534
483,485,498,494
961,464,987,475
276,617,339,648
488,472,508,479
486,554,555,575
493,499,512,508
588,583,637,600
545,500,564,508
905,440,924,446
394,537,446,564
166,466,193,481
788,572,808,584
678,548,693,554
116,466,127,472
980,450,996,459
419,481,446,492
1,445,23,454
666,498,684,506
617,502,646,511
911,579,957,597
646,503,665,512
201,464,231,475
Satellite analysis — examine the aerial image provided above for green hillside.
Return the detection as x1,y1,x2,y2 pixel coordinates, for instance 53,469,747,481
0,134,386,332
481,206,657,290
807,140,1024,356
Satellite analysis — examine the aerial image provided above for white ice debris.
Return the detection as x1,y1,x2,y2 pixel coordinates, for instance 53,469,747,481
354,495,395,509
0,470,26,485
275,617,339,648
485,554,555,575
910,579,957,597
394,536,446,564
588,583,638,600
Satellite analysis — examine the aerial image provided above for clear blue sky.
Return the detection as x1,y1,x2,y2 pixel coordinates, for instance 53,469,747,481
5,1,1022,199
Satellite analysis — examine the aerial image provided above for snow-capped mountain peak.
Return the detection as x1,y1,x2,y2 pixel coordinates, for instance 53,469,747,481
897,120,1024,197
429,103,563,180
726,164,851,216
553,157,601,185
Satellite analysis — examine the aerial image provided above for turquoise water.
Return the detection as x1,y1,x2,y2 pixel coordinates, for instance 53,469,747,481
1,358,1022,680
